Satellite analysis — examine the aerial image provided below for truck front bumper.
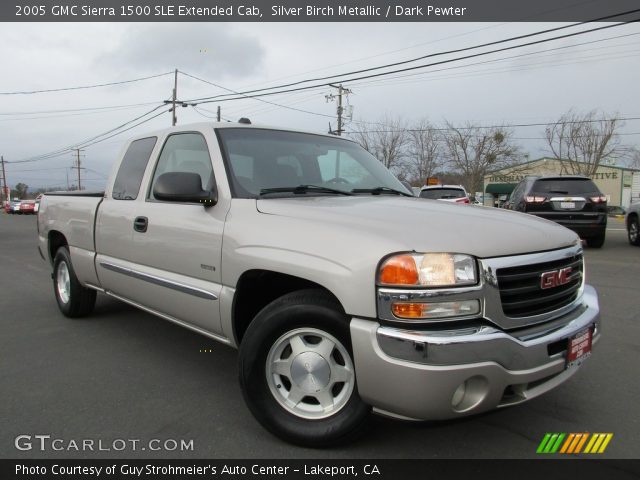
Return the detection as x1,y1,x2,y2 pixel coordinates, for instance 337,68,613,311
350,285,600,420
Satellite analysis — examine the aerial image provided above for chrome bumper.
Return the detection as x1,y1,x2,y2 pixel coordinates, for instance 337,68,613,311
350,285,600,420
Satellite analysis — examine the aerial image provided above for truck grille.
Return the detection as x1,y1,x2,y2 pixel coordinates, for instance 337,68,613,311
496,254,583,318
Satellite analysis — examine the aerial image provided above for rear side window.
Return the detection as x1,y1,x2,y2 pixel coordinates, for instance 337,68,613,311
532,178,600,195
112,137,157,200
420,188,465,199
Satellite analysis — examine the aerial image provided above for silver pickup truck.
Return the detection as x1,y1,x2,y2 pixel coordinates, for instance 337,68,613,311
38,122,600,446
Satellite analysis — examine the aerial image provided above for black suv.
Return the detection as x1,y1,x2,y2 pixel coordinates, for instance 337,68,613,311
505,175,607,248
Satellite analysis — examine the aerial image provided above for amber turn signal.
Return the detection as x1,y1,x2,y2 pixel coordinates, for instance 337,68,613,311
379,255,419,285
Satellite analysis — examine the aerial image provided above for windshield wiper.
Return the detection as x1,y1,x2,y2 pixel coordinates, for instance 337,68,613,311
259,185,354,196
351,186,413,197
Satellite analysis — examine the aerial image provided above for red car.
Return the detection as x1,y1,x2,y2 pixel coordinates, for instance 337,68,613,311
19,200,36,214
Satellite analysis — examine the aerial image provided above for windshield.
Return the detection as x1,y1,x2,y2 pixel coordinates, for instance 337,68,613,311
216,128,410,198
419,188,465,199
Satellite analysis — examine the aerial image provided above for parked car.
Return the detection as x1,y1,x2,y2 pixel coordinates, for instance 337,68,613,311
38,122,600,446
606,205,626,218
19,200,36,214
34,194,43,214
626,201,640,246
419,185,470,204
10,200,22,214
2,201,10,214
507,176,607,248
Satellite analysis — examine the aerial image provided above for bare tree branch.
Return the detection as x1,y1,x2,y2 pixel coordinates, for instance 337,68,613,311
349,114,408,171
441,122,522,193
405,119,443,186
544,110,622,176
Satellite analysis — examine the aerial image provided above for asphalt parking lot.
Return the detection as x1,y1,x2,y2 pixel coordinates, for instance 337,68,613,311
1,213,638,459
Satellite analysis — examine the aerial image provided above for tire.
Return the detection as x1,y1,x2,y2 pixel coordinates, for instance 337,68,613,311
586,232,605,248
238,289,370,447
53,247,96,318
628,216,640,246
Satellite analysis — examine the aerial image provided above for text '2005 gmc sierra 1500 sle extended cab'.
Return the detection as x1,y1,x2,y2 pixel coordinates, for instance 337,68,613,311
38,122,600,446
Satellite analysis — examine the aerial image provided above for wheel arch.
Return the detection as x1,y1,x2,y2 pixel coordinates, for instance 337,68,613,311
48,230,68,264
232,269,344,345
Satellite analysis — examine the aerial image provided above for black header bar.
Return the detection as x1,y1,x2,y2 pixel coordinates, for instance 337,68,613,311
3,459,640,480
3,0,640,22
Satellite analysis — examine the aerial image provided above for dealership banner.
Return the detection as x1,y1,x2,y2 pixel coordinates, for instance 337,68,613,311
2,0,640,22
3,459,640,480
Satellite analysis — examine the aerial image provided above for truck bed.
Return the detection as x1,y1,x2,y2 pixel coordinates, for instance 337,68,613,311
39,193,104,260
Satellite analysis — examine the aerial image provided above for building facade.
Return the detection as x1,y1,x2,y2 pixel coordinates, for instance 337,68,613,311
483,158,640,208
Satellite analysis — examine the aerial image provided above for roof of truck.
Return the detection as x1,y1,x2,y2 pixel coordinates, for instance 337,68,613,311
130,121,355,143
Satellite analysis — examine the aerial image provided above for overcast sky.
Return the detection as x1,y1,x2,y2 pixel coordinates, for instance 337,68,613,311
1,21,639,190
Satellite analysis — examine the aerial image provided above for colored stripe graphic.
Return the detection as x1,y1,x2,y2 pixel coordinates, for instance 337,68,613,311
537,433,565,453
560,433,575,453
538,433,613,454
585,433,614,453
574,433,589,454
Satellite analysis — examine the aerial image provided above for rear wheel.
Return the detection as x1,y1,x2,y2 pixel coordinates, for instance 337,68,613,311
629,216,640,246
238,289,370,446
586,232,605,248
53,247,96,317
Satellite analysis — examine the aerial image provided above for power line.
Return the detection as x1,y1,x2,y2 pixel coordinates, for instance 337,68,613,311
180,71,334,119
347,31,640,90
8,104,168,164
0,71,174,95
185,10,640,103
0,101,161,116
346,116,640,134
188,20,640,106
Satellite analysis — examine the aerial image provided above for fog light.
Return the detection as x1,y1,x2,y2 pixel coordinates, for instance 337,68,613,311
452,382,466,408
391,300,480,320
451,376,489,413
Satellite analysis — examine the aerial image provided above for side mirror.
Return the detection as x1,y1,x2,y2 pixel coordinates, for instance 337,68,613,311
400,180,414,196
153,172,218,206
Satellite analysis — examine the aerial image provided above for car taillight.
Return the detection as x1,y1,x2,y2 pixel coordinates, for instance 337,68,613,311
590,195,607,203
525,195,546,203
455,197,470,204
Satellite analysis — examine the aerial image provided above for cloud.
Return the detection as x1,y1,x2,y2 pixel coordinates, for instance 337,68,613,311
100,23,264,79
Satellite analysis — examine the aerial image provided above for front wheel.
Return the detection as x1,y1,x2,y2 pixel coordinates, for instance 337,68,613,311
238,289,370,447
628,217,640,246
53,247,96,317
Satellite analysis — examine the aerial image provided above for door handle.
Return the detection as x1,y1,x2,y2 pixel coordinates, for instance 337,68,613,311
133,216,148,233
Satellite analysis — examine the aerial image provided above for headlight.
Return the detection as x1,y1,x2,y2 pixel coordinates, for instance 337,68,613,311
379,253,477,287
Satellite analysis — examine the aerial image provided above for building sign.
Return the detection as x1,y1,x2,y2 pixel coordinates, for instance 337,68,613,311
488,171,618,184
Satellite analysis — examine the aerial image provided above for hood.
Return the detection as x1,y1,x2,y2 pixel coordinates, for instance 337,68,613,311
256,196,579,258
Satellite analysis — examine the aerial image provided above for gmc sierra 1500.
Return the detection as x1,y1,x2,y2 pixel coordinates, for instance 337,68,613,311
38,122,600,446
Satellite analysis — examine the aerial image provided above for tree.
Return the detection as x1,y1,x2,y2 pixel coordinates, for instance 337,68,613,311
405,119,442,186
545,110,622,176
349,114,408,171
442,122,521,194
12,183,29,199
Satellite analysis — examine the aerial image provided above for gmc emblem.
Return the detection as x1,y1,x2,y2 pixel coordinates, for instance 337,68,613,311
540,267,573,289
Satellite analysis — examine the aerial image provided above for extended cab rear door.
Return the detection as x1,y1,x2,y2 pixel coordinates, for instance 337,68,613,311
95,136,158,298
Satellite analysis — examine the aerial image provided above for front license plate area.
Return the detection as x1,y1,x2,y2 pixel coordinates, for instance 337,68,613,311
566,328,592,368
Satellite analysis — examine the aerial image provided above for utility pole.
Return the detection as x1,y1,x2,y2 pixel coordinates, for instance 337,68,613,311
0,156,8,204
73,149,84,190
326,84,352,136
172,68,178,126
217,106,221,122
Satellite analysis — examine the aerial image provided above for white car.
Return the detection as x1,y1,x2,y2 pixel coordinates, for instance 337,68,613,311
419,185,470,204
